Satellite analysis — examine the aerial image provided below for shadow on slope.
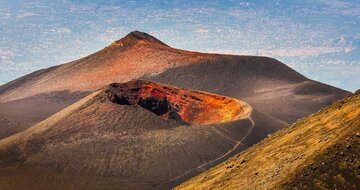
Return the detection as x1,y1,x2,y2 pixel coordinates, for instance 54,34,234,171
0,91,89,139
0,81,285,190
143,57,350,123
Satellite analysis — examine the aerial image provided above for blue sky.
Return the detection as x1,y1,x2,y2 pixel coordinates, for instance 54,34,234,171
0,0,359,91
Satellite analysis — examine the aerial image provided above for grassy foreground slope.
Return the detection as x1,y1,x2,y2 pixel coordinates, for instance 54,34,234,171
176,90,360,190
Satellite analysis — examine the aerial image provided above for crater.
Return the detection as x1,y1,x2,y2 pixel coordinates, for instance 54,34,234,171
106,80,246,125
109,31,168,48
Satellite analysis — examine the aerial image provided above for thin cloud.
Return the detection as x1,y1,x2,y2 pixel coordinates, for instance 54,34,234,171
265,47,347,57
344,47,355,54
52,27,72,33
206,46,347,57
195,27,210,35
17,12,40,19
239,2,250,6
0,49,13,60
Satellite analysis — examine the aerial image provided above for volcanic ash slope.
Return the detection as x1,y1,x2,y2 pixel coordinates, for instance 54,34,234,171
0,80,285,190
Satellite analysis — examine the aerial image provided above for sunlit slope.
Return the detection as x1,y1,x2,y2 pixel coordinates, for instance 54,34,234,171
0,31,214,138
0,31,350,139
0,31,209,102
176,90,360,190
0,81,286,190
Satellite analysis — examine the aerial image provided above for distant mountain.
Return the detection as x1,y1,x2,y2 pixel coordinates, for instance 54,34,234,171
0,31,350,139
176,90,360,190
0,80,286,189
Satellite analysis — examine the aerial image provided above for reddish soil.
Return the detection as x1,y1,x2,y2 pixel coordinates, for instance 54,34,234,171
106,80,247,125
0,31,214,102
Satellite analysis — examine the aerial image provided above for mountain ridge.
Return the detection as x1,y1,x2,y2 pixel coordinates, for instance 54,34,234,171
0,31,351,140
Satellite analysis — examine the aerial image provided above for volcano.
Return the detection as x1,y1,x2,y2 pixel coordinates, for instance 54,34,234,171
0,31,351,139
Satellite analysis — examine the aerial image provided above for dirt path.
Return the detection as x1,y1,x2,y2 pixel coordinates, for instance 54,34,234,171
168,102,254,182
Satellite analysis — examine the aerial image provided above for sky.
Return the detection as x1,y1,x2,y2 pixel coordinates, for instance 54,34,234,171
0,0,359,92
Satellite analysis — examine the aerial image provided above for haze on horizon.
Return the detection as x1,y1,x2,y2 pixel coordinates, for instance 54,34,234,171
0,0,359,91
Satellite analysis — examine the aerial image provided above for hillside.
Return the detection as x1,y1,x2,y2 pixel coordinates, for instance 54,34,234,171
0,31,204,138
0,31,206,102
176,90,360,190
0,31,350,139
144,58,350,123
0,80,286,190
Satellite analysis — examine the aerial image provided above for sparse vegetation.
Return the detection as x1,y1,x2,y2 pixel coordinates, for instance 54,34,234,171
176,91,360,190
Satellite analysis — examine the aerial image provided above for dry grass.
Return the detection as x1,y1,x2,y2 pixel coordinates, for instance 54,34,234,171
176,91,360,190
